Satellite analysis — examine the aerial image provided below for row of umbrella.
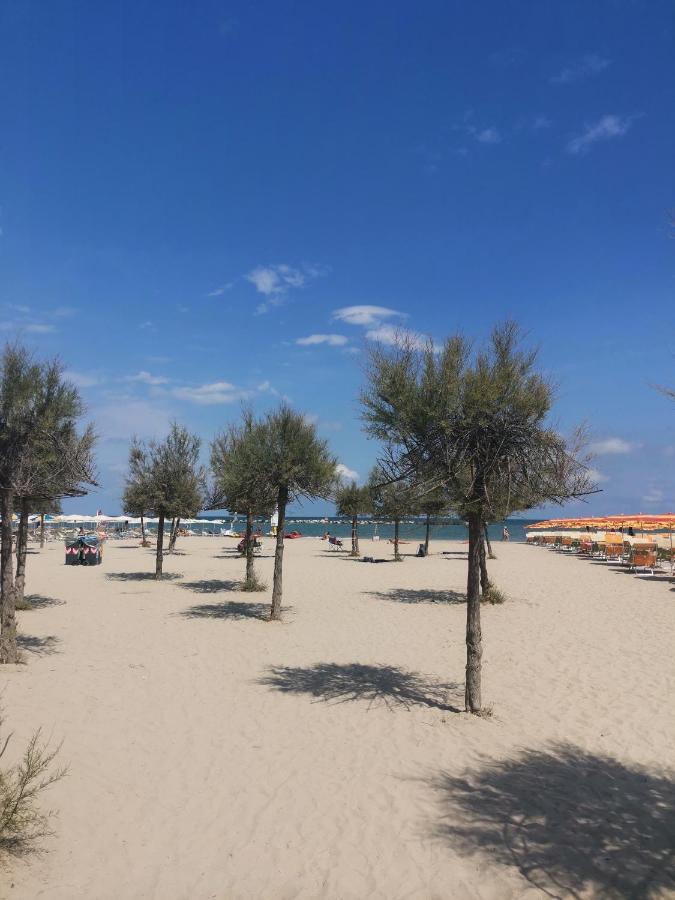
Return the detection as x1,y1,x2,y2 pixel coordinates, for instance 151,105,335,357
530,514,675,532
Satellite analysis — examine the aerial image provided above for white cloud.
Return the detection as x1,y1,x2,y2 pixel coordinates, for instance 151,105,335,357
53,305,76,317
365,324,434,352
567,115,634,155
207,283,233,297
336,463,359,482
589,437,633,455
97,398,172,441
139,320,155,331
643,487,664,504
332,305,406,327
586,467,609,484
552,54,610,85
65,371,101,388
476,127,501,144
247,263,324,314
125,371,170,386
172,381,250,405
296,334,348,347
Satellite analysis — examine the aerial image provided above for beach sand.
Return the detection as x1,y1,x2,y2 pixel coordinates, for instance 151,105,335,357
1,536,674,899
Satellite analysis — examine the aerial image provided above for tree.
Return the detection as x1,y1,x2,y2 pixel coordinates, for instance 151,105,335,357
361,324,593,713
122,443,154,546
0,345,96,662
125,425,204,579
368,466,416,561
417,486,450,555
335,481,372,556
261,405,337,620
210,410,276,589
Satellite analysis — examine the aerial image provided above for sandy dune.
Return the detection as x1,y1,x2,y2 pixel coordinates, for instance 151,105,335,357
1,536,674,899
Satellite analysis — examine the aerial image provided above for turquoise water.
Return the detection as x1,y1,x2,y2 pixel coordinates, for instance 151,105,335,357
189,516,535,543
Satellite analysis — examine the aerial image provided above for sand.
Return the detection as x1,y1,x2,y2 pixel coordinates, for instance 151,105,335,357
1,535,674,899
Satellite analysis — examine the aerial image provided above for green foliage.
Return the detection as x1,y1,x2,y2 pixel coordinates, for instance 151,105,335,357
0,712,67,851
209,410,275,516
482,585,507,605
361,322,593,520
367,466,416,520
125,424,205,520
262,404,337,503
335,481,372,518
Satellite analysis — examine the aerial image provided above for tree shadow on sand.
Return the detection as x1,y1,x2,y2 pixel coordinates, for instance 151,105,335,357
367,588,466,605
178,579,240,594
425,743,675,898
21,594,66,609
17,634,60,656
259,663,461,712
106,571,182,582
181,601,270,621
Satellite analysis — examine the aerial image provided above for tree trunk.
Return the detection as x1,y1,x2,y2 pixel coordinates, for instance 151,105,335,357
168,517,180,553
244,509,255,583
0,490,18,664
140,513,147,545
15,501,29,608
351,515,359,556
465,512,483,713
270,486,288,621
155,513,165,579
479,531,490,595
393,517,401,561
40,513,45,549
484,523,496,560
424,513,431,555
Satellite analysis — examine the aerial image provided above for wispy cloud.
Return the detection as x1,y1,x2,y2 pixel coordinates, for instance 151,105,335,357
586,467,609,484
533,116,552,130
0,320,56,334
125,371,170,386
551,54,610,85
567,114,635,155
336,462,359,482
207,283,233,297
247,263,325,314
172,381,250,405
296,334,348,347
475,127,501,144
332,305,406,327
53,305,76,317
138,320,156,331
65,371,102,389
590,437,634,455
365,323,435,352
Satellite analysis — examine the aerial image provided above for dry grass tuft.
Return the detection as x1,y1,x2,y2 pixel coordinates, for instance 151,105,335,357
482,585,507,605
241,576,267,593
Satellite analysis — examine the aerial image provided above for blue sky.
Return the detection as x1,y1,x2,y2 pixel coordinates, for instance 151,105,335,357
1,0,673,516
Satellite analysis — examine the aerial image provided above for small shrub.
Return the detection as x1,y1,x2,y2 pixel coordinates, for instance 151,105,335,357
0,715,67,852
15,598,31,611
482,585,507,605
241,576,267,593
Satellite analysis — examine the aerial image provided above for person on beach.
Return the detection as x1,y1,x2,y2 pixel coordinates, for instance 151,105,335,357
502,526,510,541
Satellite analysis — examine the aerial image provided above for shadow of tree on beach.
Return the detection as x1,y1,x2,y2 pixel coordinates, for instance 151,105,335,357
17,634,60,656
426,743,675,898
259,663,461,712
179,579,240,594
21,594,66,609
106,571,183,582
181,601,270,621
367,588,466,605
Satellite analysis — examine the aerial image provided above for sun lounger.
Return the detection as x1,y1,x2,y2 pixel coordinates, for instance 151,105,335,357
629,544,658,574
327,535,343,551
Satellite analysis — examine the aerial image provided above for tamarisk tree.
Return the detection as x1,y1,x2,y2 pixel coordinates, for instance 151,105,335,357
335,481,372,556
210,410,275,590
362,323,593,713
125,425,204,579
0,346,96,662
368,465,416,561
262,405,337,620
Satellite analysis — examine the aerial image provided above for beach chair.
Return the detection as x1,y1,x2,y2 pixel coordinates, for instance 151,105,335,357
327,535,343,551
604,533,623,562
629,544,658,574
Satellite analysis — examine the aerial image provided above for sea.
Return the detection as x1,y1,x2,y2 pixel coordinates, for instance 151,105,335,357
187,515,537,543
